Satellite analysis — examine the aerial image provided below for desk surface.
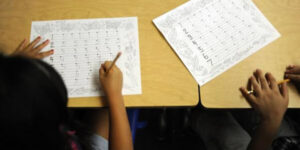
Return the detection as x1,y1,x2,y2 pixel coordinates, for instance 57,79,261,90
0,0,199,107
200,0,300,108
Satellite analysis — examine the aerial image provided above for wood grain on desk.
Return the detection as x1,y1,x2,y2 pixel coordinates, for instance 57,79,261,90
0,0,198,107
200,0,300,108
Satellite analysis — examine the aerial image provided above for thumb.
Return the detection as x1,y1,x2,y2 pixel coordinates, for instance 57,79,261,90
103,61,112,71
285,74,300,82
15,39,27,51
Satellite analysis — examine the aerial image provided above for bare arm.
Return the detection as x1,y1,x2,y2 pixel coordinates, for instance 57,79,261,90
107,94,133,150
99,61,133,150
247,120,280,150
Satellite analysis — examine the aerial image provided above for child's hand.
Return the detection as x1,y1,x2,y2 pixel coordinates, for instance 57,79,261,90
240,69,289,127
99,61,123,98
12,36,53,59
285,65,300,82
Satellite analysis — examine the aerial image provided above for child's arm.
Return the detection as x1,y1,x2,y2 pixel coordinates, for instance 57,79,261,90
240,69,289,150
12,37,53,59
99,61,133,150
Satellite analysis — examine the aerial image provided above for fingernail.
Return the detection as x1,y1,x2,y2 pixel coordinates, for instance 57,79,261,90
50,50,54,54
38,36,41,39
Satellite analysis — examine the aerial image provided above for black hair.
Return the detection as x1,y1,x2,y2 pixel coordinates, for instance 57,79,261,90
0,54,71,150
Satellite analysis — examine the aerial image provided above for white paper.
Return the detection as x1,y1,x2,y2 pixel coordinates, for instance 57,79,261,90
153,0,280,86
30,17,142,97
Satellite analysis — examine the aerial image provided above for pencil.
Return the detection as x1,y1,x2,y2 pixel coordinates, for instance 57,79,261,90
107,52,122,73
277,79,290,85
247,79,290,94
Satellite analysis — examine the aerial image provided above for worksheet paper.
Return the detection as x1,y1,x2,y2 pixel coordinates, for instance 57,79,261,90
153,0,280,86
30,17,142,97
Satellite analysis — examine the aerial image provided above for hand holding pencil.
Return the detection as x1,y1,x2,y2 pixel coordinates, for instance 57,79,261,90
99,52,123,97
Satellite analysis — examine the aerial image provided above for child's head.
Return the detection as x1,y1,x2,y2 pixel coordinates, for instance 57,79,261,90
0,54,69,149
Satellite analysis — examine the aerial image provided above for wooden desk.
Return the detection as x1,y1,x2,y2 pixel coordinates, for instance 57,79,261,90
200,0,300,108
0,0,198,107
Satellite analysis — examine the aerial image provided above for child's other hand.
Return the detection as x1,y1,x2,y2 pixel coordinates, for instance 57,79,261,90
12,36,53,59
99,61,123,98
285,65,300,82
240,69,289,127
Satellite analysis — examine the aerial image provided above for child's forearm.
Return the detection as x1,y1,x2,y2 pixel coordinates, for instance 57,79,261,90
107,93,133,150
247,120,280,150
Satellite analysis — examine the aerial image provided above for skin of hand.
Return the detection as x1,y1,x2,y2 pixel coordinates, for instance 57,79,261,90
240,69,289,125
240,69,289,150
12,36,53,59
99,61,123,98
285,65,300,82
